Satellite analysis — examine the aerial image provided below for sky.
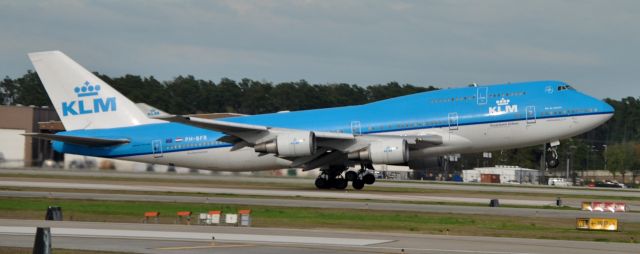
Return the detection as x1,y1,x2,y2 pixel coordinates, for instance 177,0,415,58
0,0,638,99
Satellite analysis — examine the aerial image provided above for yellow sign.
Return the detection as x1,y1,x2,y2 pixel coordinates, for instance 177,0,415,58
576,218,618,231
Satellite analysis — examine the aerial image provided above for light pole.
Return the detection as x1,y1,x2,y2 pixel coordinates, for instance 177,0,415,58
568,145,577,182
603,145,608,171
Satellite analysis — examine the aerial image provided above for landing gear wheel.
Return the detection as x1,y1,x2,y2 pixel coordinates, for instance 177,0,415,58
345,171,357,182
315,177,330,189
333,178,348,189
352,179,365,190
363,174,376,185
546,145,560,168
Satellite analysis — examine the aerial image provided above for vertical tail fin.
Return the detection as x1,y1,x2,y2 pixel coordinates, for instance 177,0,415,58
28,51,162,130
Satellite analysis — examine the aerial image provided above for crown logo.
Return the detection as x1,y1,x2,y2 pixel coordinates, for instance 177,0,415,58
74,81,101,97
496,98,510,106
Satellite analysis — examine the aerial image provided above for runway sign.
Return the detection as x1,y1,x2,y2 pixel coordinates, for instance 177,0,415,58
225,214,238,225
576,218,618,231
581,202,627,212
239,209,252,227
175,211,192,225
207,210,221,225
143,211,160,224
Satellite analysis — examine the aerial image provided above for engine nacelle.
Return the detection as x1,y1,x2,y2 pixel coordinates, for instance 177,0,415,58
254,132,316,157
349,139,409,164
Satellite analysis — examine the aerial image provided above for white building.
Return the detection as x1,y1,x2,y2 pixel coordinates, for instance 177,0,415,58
463,165,539,184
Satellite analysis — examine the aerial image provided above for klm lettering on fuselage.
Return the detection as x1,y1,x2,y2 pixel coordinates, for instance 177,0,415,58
489,98,517,115
62,81,117,116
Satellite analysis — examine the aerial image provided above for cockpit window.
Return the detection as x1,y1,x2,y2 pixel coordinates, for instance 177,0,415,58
557,85,574,91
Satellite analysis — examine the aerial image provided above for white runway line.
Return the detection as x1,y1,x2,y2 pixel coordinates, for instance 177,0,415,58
0,226,391,246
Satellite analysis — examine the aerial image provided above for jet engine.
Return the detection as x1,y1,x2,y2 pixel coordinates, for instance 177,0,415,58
349,139,409,164
254,132,316,157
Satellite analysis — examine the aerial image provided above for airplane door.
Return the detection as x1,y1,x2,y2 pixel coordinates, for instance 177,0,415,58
351,121,362,135
526,106,536,124
448,112,459,131
477,87,488,105
151,139,163,158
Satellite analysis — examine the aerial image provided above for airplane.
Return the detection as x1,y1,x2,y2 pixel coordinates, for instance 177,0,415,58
25,51,614,190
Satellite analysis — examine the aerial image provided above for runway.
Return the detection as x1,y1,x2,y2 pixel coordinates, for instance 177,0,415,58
0,179,564,207
2,168,638,198
2,190,639,222
1,177,639,210
0,219,637,254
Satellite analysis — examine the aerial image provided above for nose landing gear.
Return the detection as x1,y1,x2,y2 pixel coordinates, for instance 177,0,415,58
546,143,560,168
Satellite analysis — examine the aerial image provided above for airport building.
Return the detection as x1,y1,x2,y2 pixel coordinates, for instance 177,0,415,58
0,105,61,167
462,165,539,184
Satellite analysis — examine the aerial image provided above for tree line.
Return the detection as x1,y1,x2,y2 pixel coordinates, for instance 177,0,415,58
1,71,638,183
0,71,435,115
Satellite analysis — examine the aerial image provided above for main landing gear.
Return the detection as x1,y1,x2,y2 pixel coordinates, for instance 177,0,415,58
546,142,560,168
315,164,376,190
315,165,349,190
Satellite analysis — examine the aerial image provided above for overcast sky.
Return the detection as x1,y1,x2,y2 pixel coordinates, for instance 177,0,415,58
1,0,638,99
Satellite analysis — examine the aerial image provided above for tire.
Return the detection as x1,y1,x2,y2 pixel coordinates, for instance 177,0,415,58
334,178,348,189
547,158,559,168
363,173,375,185
352,179,365,190
345,171,357,182
315,178,329,189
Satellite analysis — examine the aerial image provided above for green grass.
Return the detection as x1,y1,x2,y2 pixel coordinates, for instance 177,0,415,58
0,197,638,243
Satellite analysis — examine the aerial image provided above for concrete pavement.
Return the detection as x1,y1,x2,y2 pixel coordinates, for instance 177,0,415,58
1,219,638,254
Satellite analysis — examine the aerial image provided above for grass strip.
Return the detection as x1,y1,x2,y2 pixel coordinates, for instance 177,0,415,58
0,197,638,243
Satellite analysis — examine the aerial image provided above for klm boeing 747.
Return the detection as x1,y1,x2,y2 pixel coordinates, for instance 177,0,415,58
26,51,614,190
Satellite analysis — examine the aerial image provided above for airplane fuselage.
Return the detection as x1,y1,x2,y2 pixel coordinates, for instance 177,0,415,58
54,80,613,171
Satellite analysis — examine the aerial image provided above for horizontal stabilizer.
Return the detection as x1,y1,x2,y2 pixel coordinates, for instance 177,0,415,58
136,103,171,118
158,115,269,133
23,133,130,147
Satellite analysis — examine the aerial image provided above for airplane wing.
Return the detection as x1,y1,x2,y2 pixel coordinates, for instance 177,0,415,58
160,115,355,143
160,115,443,169
23,133,130,147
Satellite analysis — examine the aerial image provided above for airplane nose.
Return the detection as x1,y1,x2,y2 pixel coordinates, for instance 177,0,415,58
598,100,615,115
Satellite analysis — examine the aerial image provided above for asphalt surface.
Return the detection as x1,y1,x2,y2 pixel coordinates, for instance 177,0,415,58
2,190,639,222
2,168,639,198
0,179,564,207
1,219,638,254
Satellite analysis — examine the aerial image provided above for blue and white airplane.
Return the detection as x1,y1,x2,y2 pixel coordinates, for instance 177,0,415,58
26,51,613,189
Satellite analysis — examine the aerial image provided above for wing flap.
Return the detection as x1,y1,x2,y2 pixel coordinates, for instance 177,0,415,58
314,131,355,140
23,133,130,147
